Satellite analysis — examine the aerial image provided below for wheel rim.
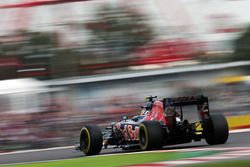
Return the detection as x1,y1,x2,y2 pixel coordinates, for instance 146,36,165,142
139,125,148,149
81,129,90,153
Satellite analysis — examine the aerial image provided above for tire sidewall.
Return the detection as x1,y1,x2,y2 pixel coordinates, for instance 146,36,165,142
139,121,163,150
203,114,229,145
139,124,149,150
80,125,103,155
80,127,91,154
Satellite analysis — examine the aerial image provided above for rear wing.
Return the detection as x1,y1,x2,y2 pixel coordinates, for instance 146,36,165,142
163,95,208,106
162,95,209,120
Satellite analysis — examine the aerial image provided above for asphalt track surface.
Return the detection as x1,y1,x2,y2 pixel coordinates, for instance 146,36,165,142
1,131,250,165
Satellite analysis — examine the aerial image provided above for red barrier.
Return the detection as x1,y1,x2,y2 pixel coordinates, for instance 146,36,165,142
0,0,90,9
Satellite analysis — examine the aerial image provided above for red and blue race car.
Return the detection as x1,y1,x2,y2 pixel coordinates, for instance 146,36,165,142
77,95,229,155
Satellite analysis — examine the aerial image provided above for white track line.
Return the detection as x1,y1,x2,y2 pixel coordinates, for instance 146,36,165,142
0,158,78,166
0,128,249,156
229,128,250,134
0,146,74,156
161,160,202,165
128,148,250,167
2,147,250,166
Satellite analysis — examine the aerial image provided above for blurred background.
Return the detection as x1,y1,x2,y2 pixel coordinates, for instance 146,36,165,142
0,0,250,152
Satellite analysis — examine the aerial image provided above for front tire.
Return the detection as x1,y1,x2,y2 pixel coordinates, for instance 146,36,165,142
203,114,229,145
139,121,163,150
80,125,103,155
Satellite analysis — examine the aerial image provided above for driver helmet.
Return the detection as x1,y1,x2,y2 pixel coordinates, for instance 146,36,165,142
140,109,149,115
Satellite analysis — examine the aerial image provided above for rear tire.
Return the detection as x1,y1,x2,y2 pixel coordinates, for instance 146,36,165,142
203,114,229,145
139,121,163,150
80,125,103,155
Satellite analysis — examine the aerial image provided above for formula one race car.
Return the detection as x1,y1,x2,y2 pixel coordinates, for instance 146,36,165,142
76,95,229,155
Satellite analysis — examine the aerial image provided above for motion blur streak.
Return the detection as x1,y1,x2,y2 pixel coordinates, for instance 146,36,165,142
0,0,90,9
0,0,250,153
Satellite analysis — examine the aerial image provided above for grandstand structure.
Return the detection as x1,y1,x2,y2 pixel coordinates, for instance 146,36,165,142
0,0,247,79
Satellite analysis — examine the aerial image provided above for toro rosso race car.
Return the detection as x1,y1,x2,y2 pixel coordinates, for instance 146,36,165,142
76,95,229,155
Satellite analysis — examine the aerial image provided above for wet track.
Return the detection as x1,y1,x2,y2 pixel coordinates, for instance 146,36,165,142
1,131,250,165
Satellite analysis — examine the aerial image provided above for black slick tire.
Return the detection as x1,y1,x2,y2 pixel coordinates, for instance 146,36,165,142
80,125,103,155
139,121,163,150
203,114,229,145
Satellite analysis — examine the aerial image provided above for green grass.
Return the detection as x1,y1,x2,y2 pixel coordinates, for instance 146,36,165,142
0,150,219,167
186,160,250,167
